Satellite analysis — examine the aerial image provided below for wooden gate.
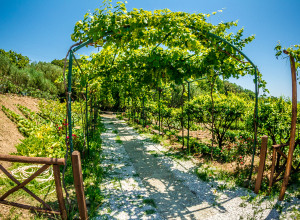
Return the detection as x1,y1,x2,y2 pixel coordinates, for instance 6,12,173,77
269,143,300,188
0,154,67,219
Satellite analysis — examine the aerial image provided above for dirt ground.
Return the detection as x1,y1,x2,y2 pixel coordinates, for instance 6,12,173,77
0,94,60,219
0,94,40,168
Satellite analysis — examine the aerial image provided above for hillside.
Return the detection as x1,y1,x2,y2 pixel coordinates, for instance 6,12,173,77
0,94,40,168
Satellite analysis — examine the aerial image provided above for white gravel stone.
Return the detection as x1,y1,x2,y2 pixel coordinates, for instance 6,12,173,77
118,119,299,220
95,118,162,220
96,116,299,220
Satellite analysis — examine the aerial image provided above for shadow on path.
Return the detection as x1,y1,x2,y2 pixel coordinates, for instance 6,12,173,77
103,115,218,219
101,114,283,220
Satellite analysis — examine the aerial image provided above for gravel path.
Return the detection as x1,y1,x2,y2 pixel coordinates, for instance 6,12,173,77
96,114,299,220
96,116,162,219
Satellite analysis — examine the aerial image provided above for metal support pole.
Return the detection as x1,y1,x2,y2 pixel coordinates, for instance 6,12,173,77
131,98,133,122
187,82,190,154
206,32,260,188
182,84,185,148
133,99,135,122
143,96,145,127
68,51,74,153
159,88,161,135
86,79,89,156
127,98,130,120
248,67,259,186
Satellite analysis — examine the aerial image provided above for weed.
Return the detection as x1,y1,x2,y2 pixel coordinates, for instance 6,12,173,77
290,207,300,219
137,194,143,199
274,203,284,214
151,134,162,144
143,198,157,208
148,150,159,157
115,135,123,144
239,202,247,208
195,166,215,182
217,183,228,191
145,209,156,215
164,151,186,160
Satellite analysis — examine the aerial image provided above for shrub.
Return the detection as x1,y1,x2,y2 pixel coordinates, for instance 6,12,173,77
188,93,247,148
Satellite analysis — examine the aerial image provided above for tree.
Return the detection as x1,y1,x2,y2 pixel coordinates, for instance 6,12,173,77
0,49,29,69
189,93,246,148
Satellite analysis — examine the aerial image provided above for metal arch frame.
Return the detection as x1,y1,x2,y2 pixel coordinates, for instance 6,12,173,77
183,72,238,153
185,77,207,155
66,29,259,186
67,39,93,153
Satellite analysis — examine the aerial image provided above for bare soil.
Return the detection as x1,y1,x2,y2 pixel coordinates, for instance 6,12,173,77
0,94,40,168
0,94,44,219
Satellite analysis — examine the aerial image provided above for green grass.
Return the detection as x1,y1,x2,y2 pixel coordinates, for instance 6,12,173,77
0,104,106,219
148,150,159,157
143,198,157,208
195,167,213,182
115,135,123,144
145,209,156,215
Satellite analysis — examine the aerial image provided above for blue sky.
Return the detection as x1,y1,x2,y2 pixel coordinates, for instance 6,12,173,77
0,0,299,98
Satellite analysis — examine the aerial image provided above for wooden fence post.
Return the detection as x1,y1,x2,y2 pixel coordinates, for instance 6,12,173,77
254,135,268,193
72,151,88,220
279,52,297,201
0,154,66,218
53,165,68,220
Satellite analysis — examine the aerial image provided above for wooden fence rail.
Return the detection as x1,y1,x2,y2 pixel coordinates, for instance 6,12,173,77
0,154,67,220
0,154,65,165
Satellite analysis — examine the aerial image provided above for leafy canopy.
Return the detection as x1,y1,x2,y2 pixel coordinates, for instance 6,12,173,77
70,1,259,106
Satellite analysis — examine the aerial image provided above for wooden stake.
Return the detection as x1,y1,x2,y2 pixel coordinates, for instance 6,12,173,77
72,151,88,219
53,165,68,220
255,135,268,193
279,53,297,200
269,147,277,188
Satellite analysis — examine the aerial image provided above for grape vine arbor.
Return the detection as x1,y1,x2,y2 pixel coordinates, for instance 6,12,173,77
65,6,260,188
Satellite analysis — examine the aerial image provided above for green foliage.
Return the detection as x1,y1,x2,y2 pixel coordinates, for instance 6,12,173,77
142,198,157,208
1,105,36,137
195,165,215,181
51,58,68,69
145,209,156,215
275,42,300,77
0,52,64,99
221,80,255,100
30,62,64,93
275,43,300,63
246,97,291,145
1,99,105,218
81,121,105,217
16,126,66,158
17,104,44,123
115,135,123,144
67,0,259,114
189,93,246,148
0,48,29,69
